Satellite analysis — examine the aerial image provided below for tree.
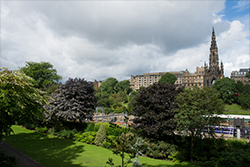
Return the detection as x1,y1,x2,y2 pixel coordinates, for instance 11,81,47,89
45,78,96,122
95,77,118,107
94,124,107,146
246,68,250,79
98,77,118,94
0,68,48,140
115,80,133,95
19,61,62,90
238,84,250,109
159,73,177,85
212,77,237,104
175,86,224,163
131,83,182,140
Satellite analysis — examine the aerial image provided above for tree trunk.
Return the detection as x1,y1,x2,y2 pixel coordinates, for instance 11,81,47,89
191,135,194,164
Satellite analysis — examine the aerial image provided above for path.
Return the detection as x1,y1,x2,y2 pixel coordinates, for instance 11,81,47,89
0,141,44,167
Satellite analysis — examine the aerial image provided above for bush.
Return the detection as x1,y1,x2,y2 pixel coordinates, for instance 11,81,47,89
85,122,95,132
48,128,55,136
144,139,177,159
94,124,107,146
75,132,97,144
35,126,48,133
22,123,37,130
214,139,250,167
56,129,78,139
0,150,19,167
103,135,117,148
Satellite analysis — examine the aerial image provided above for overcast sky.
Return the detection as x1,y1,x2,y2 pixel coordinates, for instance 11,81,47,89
1,0,249,82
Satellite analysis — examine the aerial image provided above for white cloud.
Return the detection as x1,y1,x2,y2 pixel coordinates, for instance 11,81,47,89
232,0,250,12
1,0,249,83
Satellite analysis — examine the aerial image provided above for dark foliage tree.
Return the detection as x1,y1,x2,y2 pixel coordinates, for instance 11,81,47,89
131,83,183,140
128,91,139,109
159,72,177,85
246,68,250,79
19,61,62,90
212,77,237,104
46,78,96,122
175,86,224,163
238,84,250,109
0,68,48,140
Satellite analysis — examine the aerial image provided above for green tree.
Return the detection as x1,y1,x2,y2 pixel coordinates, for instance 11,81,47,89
131,83,182,140
115,80,133,95
95,77,118,107
246,68,250,79
94,124,107,146
0,68,48,140
45,78,96,122
19,61,62,90
159,73,177,84
235,81,244,104
175,86,224,163
238,84,250,109
99,77,118,94
212,77,237,104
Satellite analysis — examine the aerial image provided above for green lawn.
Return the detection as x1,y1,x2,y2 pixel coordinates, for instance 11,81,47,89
3,126,193,167
223,104,250,115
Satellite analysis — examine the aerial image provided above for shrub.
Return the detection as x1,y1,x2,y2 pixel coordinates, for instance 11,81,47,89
93,122,109,132
0,150,19,167
48,128,55,136
35,126,48,133
75,132,97,144
144,140,177,159
214,139,250,167
94,124,107,146
22,123,36,130
56,129,78,139
103,135,117,148
85,122,95,132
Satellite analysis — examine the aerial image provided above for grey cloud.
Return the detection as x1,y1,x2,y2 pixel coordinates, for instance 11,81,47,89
11,1,228,54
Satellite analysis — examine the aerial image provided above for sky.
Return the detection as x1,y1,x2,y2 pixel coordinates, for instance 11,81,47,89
1,0,249,83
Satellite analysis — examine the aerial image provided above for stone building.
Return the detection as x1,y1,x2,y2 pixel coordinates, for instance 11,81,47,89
231,69,250,84
129,27,224,91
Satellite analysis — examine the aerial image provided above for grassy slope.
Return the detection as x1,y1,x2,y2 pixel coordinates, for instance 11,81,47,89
4,126,193,167
223,104,250,115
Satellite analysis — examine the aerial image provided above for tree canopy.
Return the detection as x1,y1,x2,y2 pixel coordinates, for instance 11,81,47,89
45,78,96,122
98,77,118,94
19,61,62,90
175,86,224,163
238,83,250,109
212,77,237,104
95,78,132,113
246,68,250,79
131,83,182,140
0,68,49,140
115,80,132,94
159,73,177,85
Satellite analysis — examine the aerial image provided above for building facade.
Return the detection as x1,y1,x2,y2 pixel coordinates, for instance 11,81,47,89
231,69,250,84
129,28,224,91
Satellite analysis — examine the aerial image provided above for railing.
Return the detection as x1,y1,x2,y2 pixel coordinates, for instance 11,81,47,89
93,107,128,126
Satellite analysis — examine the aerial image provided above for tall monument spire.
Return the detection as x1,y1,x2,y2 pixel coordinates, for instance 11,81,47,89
209,27,219,71
204,27,224,87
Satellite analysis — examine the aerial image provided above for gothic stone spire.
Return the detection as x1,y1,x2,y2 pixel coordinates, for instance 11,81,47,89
209,27,219,70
